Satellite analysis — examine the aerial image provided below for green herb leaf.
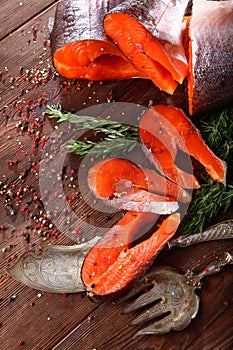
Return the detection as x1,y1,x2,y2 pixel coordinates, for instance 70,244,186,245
45,104,233,236
45,104,138,153
45,104,138,139
196,107,233,172
67,138,138,158
179,107,233,235
178,179,233,236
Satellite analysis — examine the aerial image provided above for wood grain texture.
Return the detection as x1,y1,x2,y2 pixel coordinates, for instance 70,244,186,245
0,1,233,350
0,3,60,114
0,0,59,40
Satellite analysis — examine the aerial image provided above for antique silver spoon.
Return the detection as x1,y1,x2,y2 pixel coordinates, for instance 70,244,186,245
5,236,100,293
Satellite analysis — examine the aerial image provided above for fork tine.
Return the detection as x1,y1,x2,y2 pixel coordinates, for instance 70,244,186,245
129,301,168,325
123,284,162,313
133,314,174,338
121,279,153,303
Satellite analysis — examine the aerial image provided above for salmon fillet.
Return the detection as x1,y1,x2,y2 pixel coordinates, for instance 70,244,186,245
82,212,180,295
104,0,189,94
140,105,227,187
88,158,191,203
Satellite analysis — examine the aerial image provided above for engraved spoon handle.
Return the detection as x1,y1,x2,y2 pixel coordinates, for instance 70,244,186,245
168,220,233,248
186,251,233,288
5,236,101,293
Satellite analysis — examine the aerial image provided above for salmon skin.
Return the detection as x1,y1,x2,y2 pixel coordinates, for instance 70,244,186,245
81,212,180,295
50,0,144,80
104,0,189,94
188,0,233,115
139,105,227,187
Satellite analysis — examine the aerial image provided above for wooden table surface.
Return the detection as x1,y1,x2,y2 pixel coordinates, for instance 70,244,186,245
1,1,233,349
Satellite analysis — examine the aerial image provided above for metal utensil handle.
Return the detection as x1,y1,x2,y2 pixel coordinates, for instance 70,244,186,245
186,251,233,288
168,220,233,248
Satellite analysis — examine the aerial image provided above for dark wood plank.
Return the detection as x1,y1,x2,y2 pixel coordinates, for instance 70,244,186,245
0,3,60,114
1,2,233,350
0,0,58,40
1,283,104,349
42,241,233,350
186,304,233,350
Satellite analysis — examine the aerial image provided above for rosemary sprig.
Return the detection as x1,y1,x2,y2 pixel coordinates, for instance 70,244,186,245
45,104,233,236
46,104,138,146
67,138,138,158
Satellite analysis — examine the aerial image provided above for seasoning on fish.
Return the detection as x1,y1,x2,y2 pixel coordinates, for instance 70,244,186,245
50,0,144,80
104,0,189,94
81,211,158,289
81,212,180,295
188,0,233,115
139,105,227,187
87,158,189,214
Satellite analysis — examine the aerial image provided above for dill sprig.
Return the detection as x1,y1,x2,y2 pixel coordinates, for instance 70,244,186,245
178,107,233,235
46,104,138,150
45,104,233,236
197,108,233,171
179,179,233,236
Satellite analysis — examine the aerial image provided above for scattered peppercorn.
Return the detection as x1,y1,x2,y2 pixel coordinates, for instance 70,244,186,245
17,340,24,346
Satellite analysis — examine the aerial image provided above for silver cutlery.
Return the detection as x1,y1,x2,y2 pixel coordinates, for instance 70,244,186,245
122,251,233,337
168,219,233,248
5,220,233,294
5,236,100,293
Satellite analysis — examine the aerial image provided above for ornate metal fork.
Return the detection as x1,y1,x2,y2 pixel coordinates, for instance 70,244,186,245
122,251,233,337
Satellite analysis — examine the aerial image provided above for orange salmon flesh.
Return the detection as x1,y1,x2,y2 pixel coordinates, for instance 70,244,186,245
81,213,180,295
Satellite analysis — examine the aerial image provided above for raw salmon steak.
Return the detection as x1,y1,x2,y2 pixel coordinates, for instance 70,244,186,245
104,0,189,94
81,211,158,287
87,158,190,214
51,0,144,80
81,212,180,295
188,0,233,115
139,105,227,187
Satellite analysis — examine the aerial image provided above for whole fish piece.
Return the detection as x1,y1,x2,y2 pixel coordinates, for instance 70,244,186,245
50,0,144,80
104,0,189,94
188,0,233,115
